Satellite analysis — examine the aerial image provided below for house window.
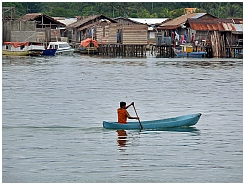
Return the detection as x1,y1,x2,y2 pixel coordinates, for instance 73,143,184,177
103,26,105,37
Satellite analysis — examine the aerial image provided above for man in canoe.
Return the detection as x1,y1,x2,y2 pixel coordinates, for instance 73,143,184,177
117,102,139,124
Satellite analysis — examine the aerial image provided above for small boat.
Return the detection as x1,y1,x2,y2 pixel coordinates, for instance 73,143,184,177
47,41,74,55
173,46,206,58
2,42,29,56
42,48,57,56
235,49,243,59
78,38,98,54
28,44,57,56
28,44,45,56
103,113,201,130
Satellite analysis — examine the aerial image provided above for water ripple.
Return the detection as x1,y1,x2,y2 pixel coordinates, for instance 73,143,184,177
2,54,242,183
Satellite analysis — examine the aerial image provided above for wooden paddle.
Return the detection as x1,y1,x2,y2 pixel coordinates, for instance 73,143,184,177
132,104,143,130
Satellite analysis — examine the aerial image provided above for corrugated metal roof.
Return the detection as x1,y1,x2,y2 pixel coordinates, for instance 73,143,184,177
233,19,243,24
114,17,146,25
56,18,77,26
129,18,170,25
68,14,117,28
233,24,243,32
18,13,41,21
18,13,66,26
191,13,207,19
77,20,114,31
160,13,209,27
188,18,243,32
157,25,179,30
218,18,243,24
188,19,220,31
68,15,99,28
222,23,235,31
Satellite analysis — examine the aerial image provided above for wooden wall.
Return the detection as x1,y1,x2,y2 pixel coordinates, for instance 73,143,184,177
70,19,148,45
122,25,148,45
96,23,117,44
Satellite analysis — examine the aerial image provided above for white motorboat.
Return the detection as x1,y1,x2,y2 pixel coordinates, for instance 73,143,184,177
47,41,74,55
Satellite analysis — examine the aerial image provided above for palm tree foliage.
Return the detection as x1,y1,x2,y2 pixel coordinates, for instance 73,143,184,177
2,2,243,19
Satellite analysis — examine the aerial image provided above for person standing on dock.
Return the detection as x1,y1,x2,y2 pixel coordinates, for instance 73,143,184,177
191,33,195,44
195,40,198,51
117,102,139,124
116,31,119,43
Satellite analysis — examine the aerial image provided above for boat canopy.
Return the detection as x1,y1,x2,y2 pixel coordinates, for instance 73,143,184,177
4,42,29,48
80,38,98,48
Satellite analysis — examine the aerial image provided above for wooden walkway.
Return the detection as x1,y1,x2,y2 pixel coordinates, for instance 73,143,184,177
149,45,175,57
98,44,147,57
74,43,242,58
150,44,243,58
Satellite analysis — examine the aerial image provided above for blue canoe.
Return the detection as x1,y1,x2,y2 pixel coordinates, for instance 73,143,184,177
103,113,201,130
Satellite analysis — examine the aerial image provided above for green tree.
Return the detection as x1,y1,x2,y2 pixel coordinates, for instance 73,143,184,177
221,2,243,18
48,7,71,17
137,8,151,18
2,2,243,19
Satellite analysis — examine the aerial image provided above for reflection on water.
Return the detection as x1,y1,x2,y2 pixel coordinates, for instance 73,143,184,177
117,130,127,147
152,126,200,133
155,58,242,70
2,55,58,67
116,126,200,149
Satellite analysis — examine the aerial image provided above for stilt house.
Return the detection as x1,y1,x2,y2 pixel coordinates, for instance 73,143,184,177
186,18,243,44
67,14,118,45
128,18,170,44
2,13,66,43
113,17,148,45
156,13,217,45
185,18,243,57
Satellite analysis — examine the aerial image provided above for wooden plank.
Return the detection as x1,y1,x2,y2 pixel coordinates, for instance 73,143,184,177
122,41,148,44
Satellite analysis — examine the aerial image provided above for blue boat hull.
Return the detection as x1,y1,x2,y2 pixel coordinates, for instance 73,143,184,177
42,49,57,56
173,48,206,58
175,52,206,58
103,113,201,130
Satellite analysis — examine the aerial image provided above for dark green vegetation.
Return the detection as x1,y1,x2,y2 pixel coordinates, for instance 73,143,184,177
2,2,243,19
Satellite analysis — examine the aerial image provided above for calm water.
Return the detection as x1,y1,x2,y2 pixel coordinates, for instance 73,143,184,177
2,53,243,183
